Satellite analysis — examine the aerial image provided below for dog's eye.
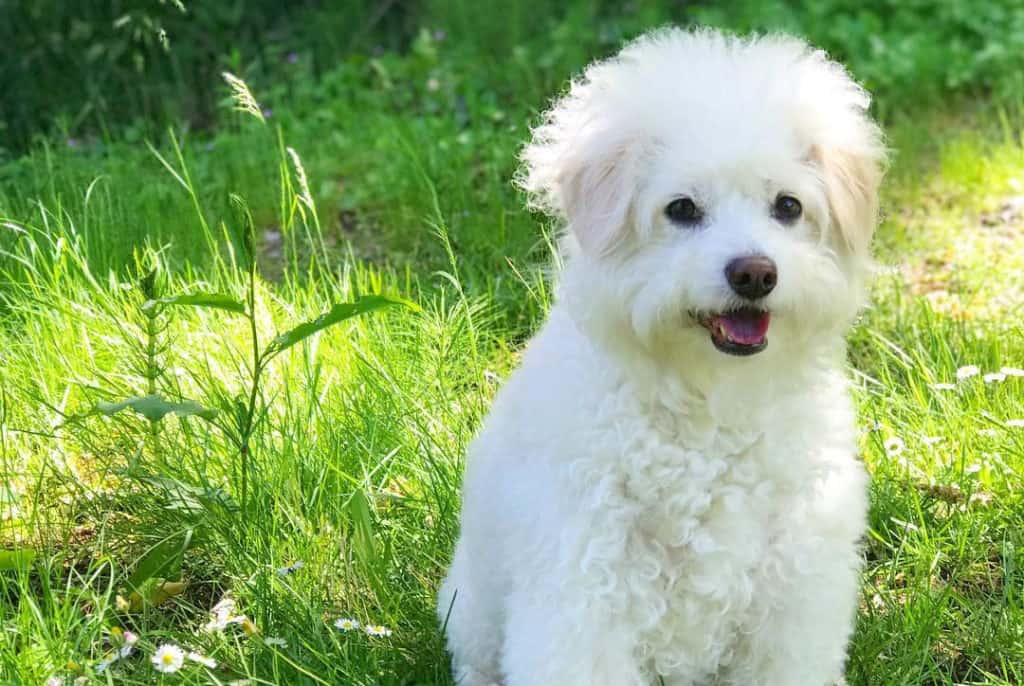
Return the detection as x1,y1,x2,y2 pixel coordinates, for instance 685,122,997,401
773,194,802,223
665,197,702,225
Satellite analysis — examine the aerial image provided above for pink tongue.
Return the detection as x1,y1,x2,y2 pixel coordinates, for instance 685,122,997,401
713,310,771,345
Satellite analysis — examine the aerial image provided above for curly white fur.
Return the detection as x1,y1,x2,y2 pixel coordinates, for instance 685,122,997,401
438,27,886,686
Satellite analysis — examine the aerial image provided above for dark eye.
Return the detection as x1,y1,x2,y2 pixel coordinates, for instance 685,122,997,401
773,194,802,223
665,197,702,225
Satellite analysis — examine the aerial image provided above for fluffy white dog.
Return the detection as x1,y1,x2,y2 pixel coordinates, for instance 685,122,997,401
438,27,886,686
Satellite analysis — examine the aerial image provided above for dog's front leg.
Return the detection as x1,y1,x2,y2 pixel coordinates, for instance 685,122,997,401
500,581,648,686
719,554,861,686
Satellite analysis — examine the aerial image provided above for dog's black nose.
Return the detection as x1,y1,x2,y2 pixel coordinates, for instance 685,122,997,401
725,256,777,300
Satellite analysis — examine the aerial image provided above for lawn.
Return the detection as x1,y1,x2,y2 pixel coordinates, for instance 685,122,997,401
1,2,1023,685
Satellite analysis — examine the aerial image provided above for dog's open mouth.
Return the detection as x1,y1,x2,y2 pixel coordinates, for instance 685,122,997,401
697,307,771,356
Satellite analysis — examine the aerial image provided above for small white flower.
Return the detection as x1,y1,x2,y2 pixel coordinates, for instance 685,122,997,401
228,681,252,686
187,651,217,668
884,437,905,456
263,637,288,648
921,435,943,446
978,428,999,437
983,372,1006,383
931,382,957,391
334,617,360,631
1001,366,1024,377
46,677,65,686
965,463,982,474
151,644,185,673
204,596,246,632
1006,419,1024,428
364,624,392,637
211,596,236,616
956,365,980,380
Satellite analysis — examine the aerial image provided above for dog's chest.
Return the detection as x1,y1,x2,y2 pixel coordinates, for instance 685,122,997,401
615,423,813,679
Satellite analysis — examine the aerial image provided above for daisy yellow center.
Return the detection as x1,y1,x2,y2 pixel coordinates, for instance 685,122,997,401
162,654,175,664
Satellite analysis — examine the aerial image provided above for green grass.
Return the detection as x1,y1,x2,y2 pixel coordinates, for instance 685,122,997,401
3,8,1024,686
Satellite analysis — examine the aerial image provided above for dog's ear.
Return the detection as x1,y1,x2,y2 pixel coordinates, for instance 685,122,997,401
799,54,887,258
812,137,885,258
518,79,641,256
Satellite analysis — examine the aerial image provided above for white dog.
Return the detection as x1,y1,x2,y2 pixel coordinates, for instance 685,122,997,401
438,27,886,686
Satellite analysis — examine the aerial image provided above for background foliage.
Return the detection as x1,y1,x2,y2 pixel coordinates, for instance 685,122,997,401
5,0,1024,157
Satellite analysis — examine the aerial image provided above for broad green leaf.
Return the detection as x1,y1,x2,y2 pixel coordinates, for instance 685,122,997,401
265,295,414,356
96,395,218,422
135,474,238,515
349,489,376,566
0,548,36,571
142,292,245,314
347,489,387,598
127,530,192,591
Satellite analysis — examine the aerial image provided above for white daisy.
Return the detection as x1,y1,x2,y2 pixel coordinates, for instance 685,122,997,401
1001,366,1024,377
263,637,288,648
151,644,185,673
921,436,943,446
978,428,999,437
931,382,957,391
211,596,236,616
228,681,252,686
187,651,217,668
884,437,904,456
1006,419,1024,428
204,596,246,632
983,372,1006,383
46,677,65,686
965,463,982,474
334,617,360,632
956,365,980,380
364,624,392,637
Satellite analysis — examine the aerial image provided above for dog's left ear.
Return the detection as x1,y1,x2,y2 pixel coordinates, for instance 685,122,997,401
812,136,885,258
800,54,887,258
518,69,642,256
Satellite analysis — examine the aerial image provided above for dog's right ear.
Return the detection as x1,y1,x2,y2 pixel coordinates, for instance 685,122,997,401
518,79,640,256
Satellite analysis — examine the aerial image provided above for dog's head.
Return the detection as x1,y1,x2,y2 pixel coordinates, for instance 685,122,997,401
520,29,886,372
